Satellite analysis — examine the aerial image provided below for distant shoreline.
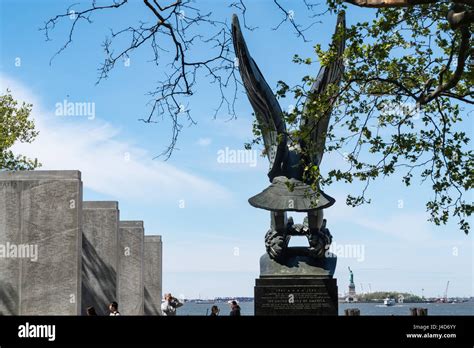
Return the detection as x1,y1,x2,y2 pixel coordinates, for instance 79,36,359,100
185,296,474,304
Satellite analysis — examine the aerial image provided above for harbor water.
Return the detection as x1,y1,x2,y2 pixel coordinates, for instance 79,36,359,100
177,301,474,316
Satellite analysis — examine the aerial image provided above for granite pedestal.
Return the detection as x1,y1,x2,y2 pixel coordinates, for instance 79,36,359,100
0,170,83,315
255,251,338,316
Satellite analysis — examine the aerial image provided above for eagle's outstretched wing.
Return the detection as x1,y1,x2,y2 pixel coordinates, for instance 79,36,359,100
301,12,346,167
232,14,287,180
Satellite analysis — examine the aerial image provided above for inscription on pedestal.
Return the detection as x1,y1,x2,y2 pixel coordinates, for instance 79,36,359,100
255,277,338,316
259,286,333,311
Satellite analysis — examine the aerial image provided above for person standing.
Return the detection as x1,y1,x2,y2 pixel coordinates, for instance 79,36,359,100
161,293,183,316
86,306,98,316
109,302,120,316
229,300,241,316
209,305,220,316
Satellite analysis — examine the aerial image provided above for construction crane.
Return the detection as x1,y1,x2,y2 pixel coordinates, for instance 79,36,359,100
443,281,450,303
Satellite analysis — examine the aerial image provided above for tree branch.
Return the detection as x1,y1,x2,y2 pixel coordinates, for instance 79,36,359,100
419,24,471,104
344,0,474,8
43,0,240,159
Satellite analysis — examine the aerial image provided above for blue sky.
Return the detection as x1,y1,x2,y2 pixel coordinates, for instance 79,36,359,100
1,0,472,299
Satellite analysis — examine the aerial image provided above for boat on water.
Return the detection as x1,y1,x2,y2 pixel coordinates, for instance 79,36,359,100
383,298,396,306
194,299,215,304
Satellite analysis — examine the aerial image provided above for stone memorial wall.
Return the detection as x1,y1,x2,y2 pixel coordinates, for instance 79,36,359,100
0,171,162,316
118,221,145,315
0,171,83,315
82,201,120,315
144,235,162,315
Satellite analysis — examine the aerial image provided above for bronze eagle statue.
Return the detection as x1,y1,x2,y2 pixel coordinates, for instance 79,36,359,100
232,13,346,261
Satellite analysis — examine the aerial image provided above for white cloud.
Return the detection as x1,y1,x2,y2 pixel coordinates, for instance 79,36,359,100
196,137,212,146
2,75,232,205
325,194,432,242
